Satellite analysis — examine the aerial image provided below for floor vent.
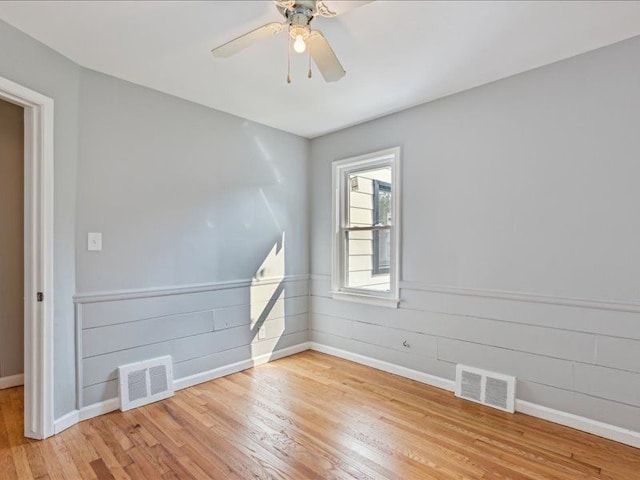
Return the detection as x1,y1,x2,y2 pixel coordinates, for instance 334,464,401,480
118,356,174,411
455,364,515,413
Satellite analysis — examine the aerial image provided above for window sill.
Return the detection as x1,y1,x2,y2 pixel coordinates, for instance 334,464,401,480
331,291,400,309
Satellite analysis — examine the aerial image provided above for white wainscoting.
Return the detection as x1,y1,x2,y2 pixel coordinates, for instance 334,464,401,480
310,272,640,448
75,275,310,409
52,272,640,450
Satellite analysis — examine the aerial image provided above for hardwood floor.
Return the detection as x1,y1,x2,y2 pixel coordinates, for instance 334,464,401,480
1,351,639,479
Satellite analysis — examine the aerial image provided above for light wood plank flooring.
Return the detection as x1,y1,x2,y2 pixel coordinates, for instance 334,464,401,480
1,351,639,479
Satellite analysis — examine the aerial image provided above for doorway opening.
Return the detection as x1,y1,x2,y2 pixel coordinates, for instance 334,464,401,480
0,97,24,389
0,75,54,439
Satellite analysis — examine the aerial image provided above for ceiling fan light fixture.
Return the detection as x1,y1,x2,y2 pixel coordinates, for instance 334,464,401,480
212,1,356,83
290,25,310,53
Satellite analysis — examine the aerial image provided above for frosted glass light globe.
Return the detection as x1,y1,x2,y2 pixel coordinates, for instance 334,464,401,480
293,34,306,53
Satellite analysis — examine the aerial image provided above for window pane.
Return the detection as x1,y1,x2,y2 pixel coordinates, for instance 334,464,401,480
348,167,392,228
373,229,391,274
374,180,391,227
345,230,390,292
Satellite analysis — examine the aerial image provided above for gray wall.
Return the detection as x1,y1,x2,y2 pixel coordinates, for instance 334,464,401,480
0,19,79,417
76,69,309,292
0,98,24,379
74,69,310,405
0,19,310,419
309,35,640,431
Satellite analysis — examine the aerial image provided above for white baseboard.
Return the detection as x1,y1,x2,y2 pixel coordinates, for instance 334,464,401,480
174,342,310,391
53,410,80,434
79,398,121,422
309,342,456,392
54,397,122,434
54,342,311,434
308,342,640,450
0,373,24,390
54,341,640,450
516,400,640,449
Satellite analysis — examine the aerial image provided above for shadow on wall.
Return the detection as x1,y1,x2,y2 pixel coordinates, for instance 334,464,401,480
241,122,295,361
249,232,287,362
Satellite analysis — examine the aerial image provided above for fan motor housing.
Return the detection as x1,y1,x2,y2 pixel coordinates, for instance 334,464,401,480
283,4,315,27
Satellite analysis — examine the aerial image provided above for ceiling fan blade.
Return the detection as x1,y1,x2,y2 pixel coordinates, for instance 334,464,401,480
211,22,285,58
274,0,295,9
316,0,373,17
308,30,346,82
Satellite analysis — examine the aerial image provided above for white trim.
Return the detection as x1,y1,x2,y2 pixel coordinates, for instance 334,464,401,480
309,342,640,449
331,147,401,306
400,280,640,314
53,342,640,449
331,291,399,308
516,400,640,449
0,74,55,440
79,398,120,421
53,410,79,435
174,342,311,391
310,342,455,391
0,374,25,390
308,272,640,313
53,342,311,432
74,274,310,304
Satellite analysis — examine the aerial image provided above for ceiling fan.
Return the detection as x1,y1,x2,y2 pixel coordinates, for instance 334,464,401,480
211,0,371,83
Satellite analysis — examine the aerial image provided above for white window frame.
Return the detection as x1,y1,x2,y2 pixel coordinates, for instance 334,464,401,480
331,147,401,308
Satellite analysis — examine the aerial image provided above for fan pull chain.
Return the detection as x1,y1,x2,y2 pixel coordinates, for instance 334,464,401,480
287,34,292,84
308,51,312,79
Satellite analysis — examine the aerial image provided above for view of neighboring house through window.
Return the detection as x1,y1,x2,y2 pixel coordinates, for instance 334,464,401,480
346,168,392,291
372,179,391,275
332,148,400,306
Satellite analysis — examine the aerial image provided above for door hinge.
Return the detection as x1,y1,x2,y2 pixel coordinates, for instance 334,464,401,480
37,292,44,302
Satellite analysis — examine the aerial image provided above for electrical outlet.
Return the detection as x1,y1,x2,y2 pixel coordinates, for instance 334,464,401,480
258,326,266,340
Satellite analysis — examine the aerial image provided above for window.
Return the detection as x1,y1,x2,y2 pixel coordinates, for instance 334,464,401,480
331,147,400,307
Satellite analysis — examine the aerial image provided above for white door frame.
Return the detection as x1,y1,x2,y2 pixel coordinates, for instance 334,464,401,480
0,75,55,439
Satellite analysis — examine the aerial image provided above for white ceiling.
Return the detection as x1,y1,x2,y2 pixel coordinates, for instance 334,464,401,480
1,1,640,138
